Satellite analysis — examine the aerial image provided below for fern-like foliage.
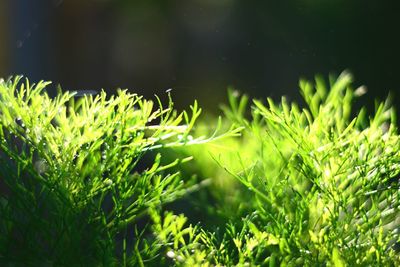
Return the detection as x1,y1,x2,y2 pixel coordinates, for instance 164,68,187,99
168,72,400,266
0,77,239,266
1,73,400,266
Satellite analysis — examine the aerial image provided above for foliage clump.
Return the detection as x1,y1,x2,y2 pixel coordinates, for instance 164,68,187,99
0,76,237,265
165,72,400,266
1,72,400,266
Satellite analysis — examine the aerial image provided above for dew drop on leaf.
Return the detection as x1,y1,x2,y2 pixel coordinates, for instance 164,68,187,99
166,250,175,258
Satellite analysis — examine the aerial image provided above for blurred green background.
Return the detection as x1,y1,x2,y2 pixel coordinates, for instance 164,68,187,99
1,0,400,112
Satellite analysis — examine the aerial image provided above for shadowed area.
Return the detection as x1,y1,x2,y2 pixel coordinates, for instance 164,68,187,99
1,0,400,114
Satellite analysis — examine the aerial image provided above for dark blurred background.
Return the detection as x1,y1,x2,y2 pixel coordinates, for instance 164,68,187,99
1,0,400,112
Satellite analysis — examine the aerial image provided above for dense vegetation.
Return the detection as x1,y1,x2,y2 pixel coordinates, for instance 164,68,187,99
1,72,399,266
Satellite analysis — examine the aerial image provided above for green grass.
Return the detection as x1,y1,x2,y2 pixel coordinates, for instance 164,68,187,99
1,72,400,266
